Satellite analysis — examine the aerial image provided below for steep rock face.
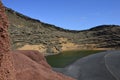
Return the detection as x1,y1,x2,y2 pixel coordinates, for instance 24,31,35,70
0,2,74,80
12,50,74,80
5,8,120,55
0,1,16,80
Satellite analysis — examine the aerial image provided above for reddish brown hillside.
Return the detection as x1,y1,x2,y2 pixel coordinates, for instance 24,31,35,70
0,1,16,80
12,50,74,80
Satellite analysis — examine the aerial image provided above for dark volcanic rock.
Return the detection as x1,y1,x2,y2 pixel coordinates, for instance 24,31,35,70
54,51,120,80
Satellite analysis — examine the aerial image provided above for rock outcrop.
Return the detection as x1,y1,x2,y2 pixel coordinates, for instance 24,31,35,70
12,50,74,80
0,1,16,80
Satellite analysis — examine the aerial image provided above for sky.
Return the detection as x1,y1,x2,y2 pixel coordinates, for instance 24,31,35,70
2,0,120,30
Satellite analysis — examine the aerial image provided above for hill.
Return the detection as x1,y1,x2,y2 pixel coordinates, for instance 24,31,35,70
13,50,74,80
6,7,120,55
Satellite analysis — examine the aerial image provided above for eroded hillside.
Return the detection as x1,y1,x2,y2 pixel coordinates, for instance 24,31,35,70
6,7,120,55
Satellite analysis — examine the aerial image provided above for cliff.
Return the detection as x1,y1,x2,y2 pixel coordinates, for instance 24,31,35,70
5,7,120,55
0,2,16,80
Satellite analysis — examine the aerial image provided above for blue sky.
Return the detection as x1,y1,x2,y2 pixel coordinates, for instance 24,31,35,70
2,0,120,30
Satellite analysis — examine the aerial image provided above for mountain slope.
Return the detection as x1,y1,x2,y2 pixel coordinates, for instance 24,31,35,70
6,7,120,55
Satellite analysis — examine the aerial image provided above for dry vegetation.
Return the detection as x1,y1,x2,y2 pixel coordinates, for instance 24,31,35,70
5,7,120,55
